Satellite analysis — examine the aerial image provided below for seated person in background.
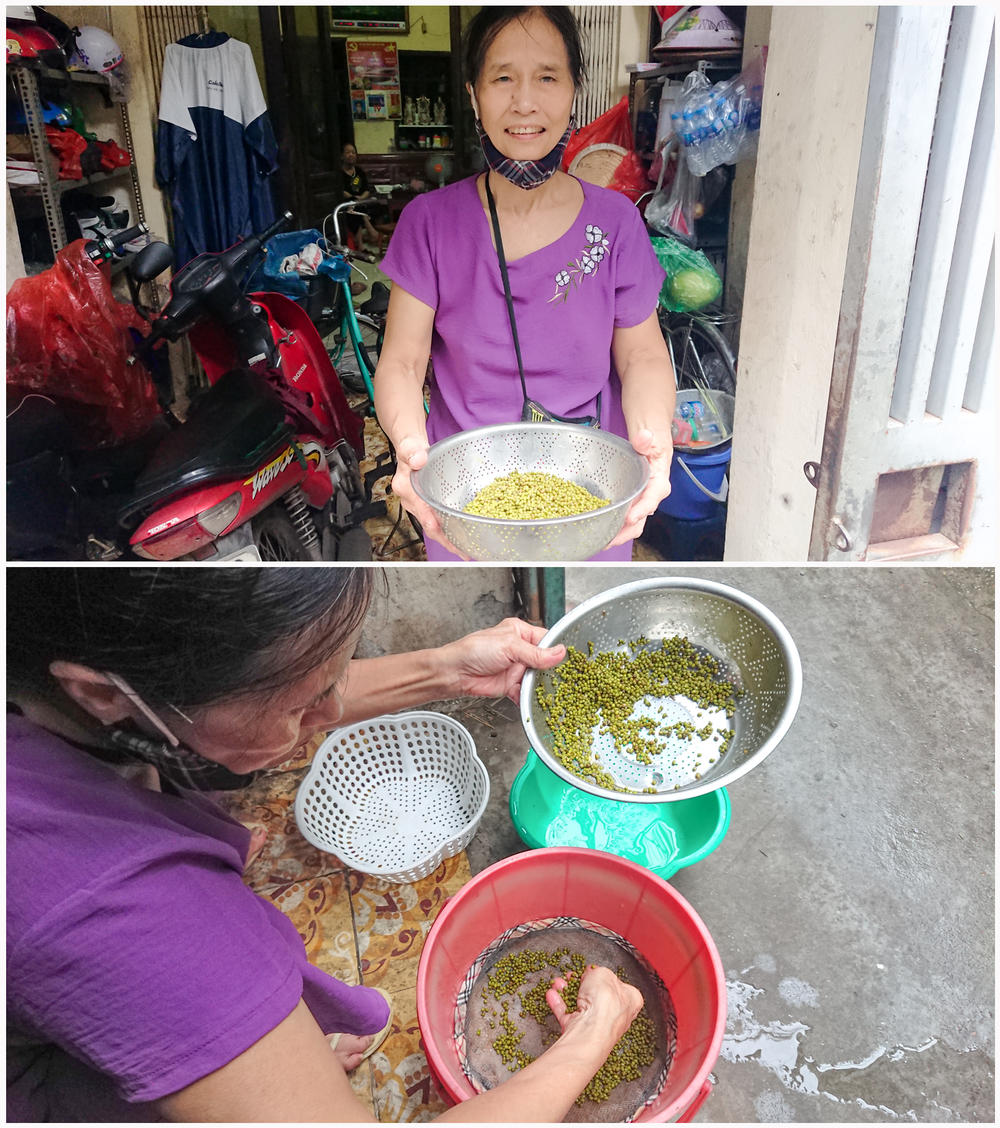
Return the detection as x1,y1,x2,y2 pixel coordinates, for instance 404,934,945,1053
341,142,382,253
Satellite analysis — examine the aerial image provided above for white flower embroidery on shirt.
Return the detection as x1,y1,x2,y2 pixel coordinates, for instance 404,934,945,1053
549,223,611,303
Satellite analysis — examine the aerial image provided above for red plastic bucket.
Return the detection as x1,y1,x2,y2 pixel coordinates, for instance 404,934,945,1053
416,847,726,1121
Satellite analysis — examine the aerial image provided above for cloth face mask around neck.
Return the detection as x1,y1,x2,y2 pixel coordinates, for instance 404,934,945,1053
475,116,574,190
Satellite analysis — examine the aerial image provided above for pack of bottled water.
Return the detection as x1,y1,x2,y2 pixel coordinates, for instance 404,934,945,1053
671,52,765,176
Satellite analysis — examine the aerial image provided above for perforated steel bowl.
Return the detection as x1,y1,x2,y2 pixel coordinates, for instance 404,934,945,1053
521,578,802,803
411,423,649,562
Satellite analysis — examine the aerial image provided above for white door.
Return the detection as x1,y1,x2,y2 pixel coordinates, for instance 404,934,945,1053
808,6,996,561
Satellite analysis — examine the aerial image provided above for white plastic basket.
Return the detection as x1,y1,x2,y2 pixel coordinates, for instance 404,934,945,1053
294,711,489,884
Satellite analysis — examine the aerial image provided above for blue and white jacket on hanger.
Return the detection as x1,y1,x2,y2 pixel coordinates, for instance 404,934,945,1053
156,32,278,267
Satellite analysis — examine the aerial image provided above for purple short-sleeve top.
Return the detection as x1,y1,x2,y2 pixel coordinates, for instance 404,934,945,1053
6,714,388,1120
380,174,665,445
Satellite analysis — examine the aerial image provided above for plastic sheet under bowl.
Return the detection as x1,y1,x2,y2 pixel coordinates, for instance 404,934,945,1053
521,577,802,803
411,422,649,561
294,711,489,883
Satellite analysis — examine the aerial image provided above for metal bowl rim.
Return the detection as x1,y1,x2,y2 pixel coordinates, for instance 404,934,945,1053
520,577,803,803
411,422,650,527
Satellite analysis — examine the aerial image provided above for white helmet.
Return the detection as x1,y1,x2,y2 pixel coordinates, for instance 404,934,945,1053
69,25,123,72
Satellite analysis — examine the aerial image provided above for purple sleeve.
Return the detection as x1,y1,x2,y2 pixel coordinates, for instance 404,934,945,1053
611,195,666,329
379,193,441,310
7,855,303,1103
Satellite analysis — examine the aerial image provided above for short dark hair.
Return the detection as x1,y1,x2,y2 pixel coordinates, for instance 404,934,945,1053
463,6,586,91
6,567,376,714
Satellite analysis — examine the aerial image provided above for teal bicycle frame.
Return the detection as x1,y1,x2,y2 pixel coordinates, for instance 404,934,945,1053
316,254,380,410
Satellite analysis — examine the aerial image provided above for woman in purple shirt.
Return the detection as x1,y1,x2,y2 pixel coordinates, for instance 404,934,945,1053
375,6,675,561
7,568,641,1121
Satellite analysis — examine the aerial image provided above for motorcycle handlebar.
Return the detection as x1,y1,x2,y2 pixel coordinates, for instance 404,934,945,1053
113,223,150,248
219,210,293,275
84,221,150,263
258,210,294,245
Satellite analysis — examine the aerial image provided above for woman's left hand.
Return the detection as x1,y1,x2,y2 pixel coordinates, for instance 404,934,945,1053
607,427,673,547
438,618,566,704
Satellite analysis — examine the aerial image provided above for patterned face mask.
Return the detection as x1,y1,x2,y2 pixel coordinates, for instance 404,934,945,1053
475,116,575,190
103,672,260,791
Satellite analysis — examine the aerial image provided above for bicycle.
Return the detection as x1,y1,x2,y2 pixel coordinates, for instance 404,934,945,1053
315,199,389,414
313,200,429,557
657,303,737,398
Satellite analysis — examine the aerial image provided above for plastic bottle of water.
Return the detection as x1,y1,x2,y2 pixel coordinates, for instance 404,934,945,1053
713,92,739,163
674,109,702,174
690,100,723,174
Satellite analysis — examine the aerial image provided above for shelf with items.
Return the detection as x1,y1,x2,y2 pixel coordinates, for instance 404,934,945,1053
9,164,136,197
394,122,454,152
7,59,146,268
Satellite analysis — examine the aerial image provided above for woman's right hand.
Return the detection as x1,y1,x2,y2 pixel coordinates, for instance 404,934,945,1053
545,965,644,1049
392,436,466,558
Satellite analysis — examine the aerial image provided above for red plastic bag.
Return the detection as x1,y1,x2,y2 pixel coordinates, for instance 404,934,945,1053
562,95,650,204
97,138,132,171
45,124,88,180
6,240,159,446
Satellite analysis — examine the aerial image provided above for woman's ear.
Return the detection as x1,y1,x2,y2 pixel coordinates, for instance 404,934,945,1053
48,661,134,726
467,83,479,120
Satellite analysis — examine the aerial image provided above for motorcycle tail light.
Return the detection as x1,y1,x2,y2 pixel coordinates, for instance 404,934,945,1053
132,493,243,559
196,492,242,535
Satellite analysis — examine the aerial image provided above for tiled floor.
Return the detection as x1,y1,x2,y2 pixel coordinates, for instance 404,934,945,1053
219,733,468,1121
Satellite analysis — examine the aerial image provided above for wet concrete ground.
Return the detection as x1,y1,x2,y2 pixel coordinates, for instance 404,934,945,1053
360,565,994,1122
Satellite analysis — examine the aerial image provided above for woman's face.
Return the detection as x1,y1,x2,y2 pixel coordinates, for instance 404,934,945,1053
167,627,363,774
342,145,357,166
471,10,575,164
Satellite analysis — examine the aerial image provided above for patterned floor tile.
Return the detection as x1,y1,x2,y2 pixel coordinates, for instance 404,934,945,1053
349,853,472,988
370,985,452,1122
271,872,360,987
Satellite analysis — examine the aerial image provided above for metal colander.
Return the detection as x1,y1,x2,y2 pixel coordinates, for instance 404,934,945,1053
521,578,802,803
411,423,649,561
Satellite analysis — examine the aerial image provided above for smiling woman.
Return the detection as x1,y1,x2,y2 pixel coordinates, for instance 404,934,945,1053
373,6,677,563
5,565,647,1123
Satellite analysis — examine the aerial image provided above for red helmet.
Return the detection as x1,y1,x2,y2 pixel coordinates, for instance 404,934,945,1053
7,22,65,67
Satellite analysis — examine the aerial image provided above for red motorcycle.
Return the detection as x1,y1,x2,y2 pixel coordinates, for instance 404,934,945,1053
119,210,386,560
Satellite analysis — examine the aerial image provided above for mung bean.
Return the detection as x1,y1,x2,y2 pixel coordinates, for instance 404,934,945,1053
464,471,609,520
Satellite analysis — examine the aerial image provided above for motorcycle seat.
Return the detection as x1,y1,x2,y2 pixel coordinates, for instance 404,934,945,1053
120,367,292,523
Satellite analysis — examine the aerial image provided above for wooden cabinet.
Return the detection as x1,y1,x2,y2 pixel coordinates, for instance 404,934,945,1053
359,151,438,187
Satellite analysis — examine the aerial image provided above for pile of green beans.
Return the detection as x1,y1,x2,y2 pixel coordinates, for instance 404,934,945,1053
479,948,657,1105
464,471,609,520
535,635,741,793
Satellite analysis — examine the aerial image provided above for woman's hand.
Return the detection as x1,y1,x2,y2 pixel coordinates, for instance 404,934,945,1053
390,437,465,557
437,618,566,704
607,426,673,548
546,965,644,1047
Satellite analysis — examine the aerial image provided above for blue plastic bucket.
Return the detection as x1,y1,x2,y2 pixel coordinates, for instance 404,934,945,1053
661,444,732,520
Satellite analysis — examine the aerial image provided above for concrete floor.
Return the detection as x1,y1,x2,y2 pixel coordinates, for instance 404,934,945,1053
360,565,994,1122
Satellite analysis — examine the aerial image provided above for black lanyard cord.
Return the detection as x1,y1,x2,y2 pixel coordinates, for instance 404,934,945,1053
484,171,530,409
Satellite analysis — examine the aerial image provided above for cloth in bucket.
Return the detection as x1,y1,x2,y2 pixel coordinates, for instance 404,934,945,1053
455,917,676,1122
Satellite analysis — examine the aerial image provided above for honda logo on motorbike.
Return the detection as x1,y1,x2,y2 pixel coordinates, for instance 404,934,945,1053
246,445,296,499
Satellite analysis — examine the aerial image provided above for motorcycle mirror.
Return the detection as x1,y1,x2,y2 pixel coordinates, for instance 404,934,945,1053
130,241,175,283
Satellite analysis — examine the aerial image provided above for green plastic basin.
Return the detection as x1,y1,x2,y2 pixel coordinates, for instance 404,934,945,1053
509,750,730,880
